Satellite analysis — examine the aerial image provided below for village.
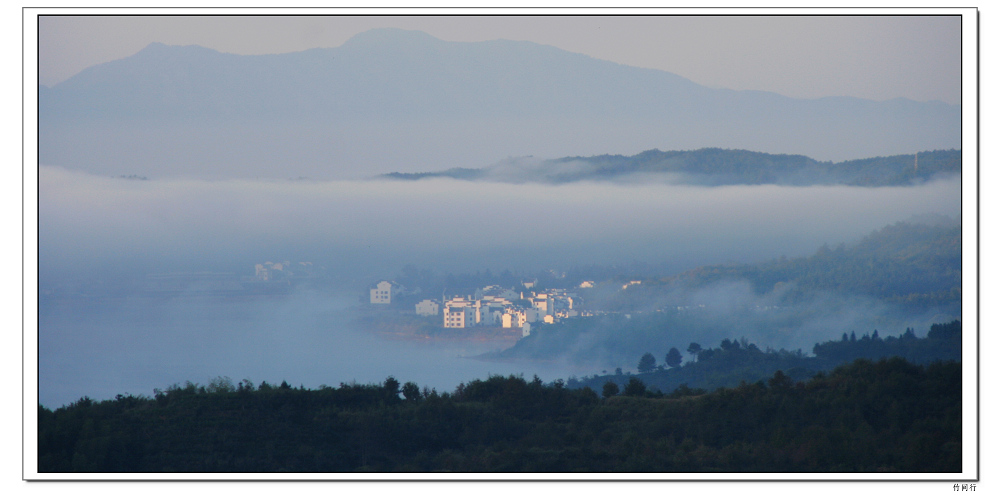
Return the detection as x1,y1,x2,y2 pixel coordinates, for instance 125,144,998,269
368,280,597,339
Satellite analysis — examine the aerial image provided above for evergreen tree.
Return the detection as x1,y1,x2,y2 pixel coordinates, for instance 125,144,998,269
637,353,657,373
666,348,683,368
602,381,620,399
623,377,647,397
687,342,702,357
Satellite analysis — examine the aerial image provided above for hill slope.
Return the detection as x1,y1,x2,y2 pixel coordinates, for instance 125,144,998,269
381,148,961,186
492,219,961,367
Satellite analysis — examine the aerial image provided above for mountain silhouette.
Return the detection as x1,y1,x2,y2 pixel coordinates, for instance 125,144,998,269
39,28,960,179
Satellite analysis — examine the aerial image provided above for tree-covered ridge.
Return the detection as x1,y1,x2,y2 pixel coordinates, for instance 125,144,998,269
812,320,961,364
379,148,961,186
434,219,961,368
571,320,961,396
38,356,960,473
671,219,961,310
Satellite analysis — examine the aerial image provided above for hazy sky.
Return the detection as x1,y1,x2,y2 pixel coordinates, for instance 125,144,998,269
37,13,962,104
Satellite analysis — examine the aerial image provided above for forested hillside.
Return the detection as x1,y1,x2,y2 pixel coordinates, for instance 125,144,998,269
670,218,961,310
381,148,961,186
38,356,960,473
492,219,960,367
571,320,961,396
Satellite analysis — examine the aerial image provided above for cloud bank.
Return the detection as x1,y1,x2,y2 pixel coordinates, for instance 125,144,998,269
39,166,961,284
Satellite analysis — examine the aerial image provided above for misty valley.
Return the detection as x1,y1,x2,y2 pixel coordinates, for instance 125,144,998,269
35,22,967,474
37,151,963,473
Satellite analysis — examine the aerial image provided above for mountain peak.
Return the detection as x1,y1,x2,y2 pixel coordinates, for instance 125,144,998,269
341,28,442,48
136,41,174,54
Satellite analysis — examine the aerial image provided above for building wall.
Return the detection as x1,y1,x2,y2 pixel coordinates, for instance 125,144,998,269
444,308,465,328
370,281,392,304
443,306,475,328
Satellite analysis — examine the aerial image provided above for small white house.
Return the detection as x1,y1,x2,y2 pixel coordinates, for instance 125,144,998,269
522,321,532,338
370,281,392,304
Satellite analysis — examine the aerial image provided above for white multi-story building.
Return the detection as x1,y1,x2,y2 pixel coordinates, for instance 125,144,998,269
370,281,392,304
525,307,542,323
479,308,502,326
501,312,513,328
443,298,477,328
530,293,552,315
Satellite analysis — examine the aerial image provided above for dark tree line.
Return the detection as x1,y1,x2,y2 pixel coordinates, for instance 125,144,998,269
39,354,960,473
575,320,961,397
812,320,961,365
386,148,961,187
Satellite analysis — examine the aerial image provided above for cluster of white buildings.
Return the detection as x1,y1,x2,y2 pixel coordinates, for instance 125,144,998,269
424,285,583,337
367,280,594,338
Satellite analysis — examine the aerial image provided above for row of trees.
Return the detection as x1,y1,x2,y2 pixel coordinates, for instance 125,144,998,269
812,320,961,365
38,356,961,473
637,347,684,372
575,320,960,397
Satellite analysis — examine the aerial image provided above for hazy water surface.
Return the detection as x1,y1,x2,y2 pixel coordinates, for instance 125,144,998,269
38,291,592,409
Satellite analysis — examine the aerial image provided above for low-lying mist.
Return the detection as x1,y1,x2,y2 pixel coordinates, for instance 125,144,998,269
39,165,961,283
36,165,961,407
38,291,591,409
501,279,957,370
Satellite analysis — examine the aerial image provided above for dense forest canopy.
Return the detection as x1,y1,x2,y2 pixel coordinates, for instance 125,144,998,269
38,354,960,473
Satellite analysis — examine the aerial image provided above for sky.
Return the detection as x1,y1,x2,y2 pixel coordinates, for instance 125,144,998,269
37,13,962,104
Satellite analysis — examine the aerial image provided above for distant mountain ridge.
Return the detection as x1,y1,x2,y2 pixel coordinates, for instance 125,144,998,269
39,28,961,179
38,29,718,122
380,148,962,186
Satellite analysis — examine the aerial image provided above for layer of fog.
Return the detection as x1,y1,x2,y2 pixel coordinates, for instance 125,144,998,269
38,291,592,409
39,166,961,284
38,115,959,181
540,279,958,371
37,166,961,407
